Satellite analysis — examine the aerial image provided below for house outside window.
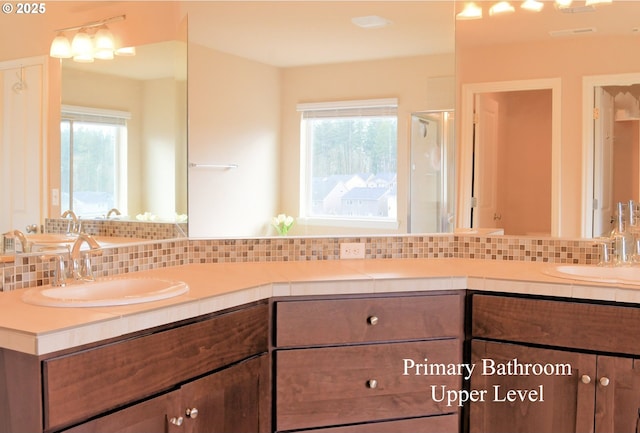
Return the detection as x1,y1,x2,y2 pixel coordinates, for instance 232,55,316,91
60,105,129,218
299,99,398,227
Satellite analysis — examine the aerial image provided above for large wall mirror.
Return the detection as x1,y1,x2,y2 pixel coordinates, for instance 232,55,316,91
183,1,456,238
456,0,640,239
0,2,186,256
60,40,187,221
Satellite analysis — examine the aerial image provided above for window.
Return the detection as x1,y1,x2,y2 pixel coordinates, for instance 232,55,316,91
299,99,398,226
60,105,129,218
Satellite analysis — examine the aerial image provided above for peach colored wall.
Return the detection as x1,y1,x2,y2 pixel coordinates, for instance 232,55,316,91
457,35,640,238
280,54,455,235
613,121,640,203
494,90,552,236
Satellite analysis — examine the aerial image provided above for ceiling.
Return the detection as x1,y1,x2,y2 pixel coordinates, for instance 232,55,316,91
64,1,640,79
183,1,456,68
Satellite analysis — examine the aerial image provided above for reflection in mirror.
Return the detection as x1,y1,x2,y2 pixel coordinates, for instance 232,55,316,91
60,40,188,223
591,80,640,238
184,1,456,238
470,90,552,236
456,1,640,238
409,110,455,233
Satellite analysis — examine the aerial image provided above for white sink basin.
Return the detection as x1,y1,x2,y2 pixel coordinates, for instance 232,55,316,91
22,277,189,308
27,234,77,244
544,264,640,285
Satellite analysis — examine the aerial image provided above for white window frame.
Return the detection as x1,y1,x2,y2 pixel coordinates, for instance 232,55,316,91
298,98,399,229
60,104,130,217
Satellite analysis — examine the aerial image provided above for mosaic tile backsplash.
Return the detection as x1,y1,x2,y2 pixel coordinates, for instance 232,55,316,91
0,234,599,292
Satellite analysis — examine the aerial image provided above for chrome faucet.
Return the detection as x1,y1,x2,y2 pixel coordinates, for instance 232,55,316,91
70,233,102,281
41,254,67,287
61,209,81,234
106,208,121,219
3,230,28,253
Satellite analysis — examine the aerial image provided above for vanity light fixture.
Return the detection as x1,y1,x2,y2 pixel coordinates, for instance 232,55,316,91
489,1,516,16
49,14,133,62
457,0,613,20
521,0,545,12
456,2,483,20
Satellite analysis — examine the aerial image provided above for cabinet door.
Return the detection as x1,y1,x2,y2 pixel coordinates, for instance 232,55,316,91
470,340,596,433
595,356,640,433
180,354,270,433
61,390,180,433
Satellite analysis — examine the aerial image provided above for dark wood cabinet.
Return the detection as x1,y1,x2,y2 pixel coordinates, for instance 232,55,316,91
470,340,596,433
0,301,270,433
594,356,640,433
62,354,270,433
274,292,464,432
470,293,640,433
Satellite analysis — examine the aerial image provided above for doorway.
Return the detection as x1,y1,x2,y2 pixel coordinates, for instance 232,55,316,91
459,78,561,236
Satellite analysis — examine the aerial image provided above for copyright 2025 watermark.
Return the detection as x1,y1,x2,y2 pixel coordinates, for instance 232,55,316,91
2,2,47,14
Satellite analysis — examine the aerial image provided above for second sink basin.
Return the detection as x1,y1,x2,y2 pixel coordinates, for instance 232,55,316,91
545,264,640,285
22,277,189,308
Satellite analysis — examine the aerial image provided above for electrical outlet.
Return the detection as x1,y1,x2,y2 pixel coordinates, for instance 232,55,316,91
340,242,365,259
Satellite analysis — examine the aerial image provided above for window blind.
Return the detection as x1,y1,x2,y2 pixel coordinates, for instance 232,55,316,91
297,98,398,119
61,104,131,126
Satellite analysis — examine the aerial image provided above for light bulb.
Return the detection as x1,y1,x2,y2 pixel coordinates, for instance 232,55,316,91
521,0,544,12
456,2,483,20
489,1,515,16
94,26,115,60
49,33,72,58
71,29,94,62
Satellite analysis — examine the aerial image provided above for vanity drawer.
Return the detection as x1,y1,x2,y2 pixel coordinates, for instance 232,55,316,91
275,338,461,431
275,293,463,347
472,294,640,355
42,302,268,431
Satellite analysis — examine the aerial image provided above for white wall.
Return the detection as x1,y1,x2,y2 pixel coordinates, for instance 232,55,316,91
187,44,280,238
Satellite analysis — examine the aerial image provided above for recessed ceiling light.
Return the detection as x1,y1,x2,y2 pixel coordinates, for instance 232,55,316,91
351,15,392,29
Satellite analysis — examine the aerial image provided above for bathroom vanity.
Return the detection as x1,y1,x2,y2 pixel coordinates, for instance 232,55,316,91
0,259,640,433
1,301,270,433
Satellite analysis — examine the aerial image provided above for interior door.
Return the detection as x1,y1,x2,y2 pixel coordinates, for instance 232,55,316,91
0,59,44,235
472,94,500,229
593,87,615,238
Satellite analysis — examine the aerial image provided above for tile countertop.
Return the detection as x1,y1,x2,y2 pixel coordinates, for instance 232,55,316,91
0,258,638,356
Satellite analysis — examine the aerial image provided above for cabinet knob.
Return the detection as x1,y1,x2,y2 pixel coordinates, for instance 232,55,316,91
367,379,378,389
580,375,591,384
367,316,379,326
169,416,184,426
186,407,199,419
599,377,610,387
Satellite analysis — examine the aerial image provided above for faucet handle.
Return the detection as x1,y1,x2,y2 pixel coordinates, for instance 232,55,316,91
79,253,95,282
41,254,67,287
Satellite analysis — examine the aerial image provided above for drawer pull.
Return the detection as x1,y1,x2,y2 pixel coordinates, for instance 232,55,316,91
580,375,591,384
600,377,610,387
169,416,184,426
367,379,378,389
367,316,379,326
186,407,199,419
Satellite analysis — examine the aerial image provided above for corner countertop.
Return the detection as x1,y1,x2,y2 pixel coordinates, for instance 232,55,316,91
1,258,638,356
